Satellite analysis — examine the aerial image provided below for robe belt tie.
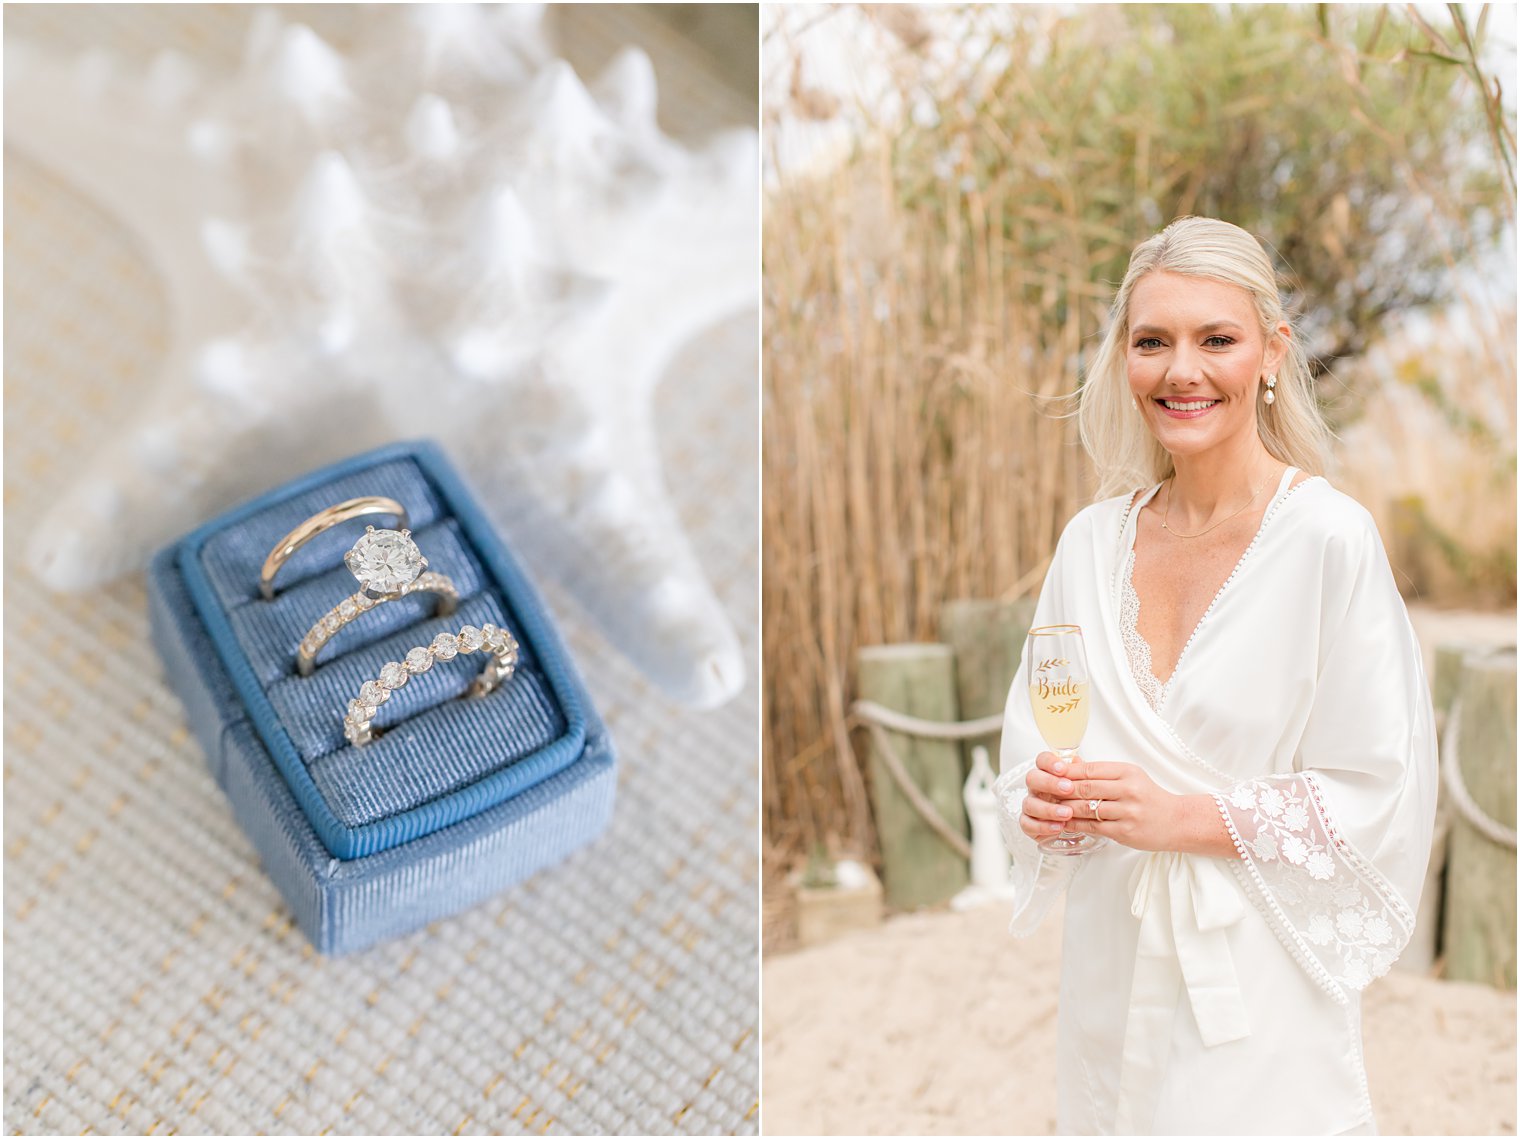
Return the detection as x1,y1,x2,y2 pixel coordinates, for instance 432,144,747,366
1114,851,1251,1133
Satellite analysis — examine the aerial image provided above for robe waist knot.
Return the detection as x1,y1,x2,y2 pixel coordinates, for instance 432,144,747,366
1114,851,1252,1132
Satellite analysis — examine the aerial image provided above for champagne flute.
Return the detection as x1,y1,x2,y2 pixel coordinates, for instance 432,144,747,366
1026,624,1106,855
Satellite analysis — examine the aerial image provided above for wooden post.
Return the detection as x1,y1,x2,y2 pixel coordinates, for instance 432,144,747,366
858,644,969,910
1400,643,1478,973
1441,648,1517,988
939,598,1036,778
1432,644,1470,724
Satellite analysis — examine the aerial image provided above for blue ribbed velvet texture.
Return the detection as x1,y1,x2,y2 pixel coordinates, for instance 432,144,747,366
171,444,593,858
146,442,616,954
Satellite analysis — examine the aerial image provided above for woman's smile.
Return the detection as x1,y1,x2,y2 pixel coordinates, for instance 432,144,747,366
1154,397,1221,418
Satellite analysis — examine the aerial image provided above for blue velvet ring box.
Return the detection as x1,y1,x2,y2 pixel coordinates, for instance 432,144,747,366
147,440,617,955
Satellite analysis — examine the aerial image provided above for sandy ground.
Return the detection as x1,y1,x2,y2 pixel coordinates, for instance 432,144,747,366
761,900,1516,1136
762,606,1517,1135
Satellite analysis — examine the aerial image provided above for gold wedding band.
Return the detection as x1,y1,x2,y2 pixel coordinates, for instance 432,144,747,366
260,496,409,600
1089,798,1102,821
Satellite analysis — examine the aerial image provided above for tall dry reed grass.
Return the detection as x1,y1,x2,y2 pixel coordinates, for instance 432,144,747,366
763,157,1097,859
762,4,1516,868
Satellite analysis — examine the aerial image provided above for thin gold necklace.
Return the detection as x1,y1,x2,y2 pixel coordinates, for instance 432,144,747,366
1161,467,1279,539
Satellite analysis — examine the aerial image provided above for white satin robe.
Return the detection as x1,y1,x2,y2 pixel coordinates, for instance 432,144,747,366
993,473,1438,1135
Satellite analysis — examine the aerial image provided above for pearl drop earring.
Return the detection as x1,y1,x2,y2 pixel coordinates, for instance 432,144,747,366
1263,374,1277,406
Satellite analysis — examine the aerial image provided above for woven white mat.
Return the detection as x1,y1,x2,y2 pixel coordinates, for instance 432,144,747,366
3,6,759,1135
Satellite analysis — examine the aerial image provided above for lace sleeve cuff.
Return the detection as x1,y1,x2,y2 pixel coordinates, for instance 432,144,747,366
1212,772,1415,1001
993,761,1079,937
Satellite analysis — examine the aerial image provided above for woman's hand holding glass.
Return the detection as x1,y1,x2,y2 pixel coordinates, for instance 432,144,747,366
1021,752,1229,856
1018,750,1086,840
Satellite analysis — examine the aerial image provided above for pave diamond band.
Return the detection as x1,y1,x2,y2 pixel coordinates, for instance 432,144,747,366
260,496,409,601
343,622,520,746
297,570,461,676
296,525,458,677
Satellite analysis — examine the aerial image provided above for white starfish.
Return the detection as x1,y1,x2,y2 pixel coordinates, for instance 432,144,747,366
5,6,756,707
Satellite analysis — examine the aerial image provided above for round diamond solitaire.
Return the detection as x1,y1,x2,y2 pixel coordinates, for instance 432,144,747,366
345,527,426,594
292,519,459,677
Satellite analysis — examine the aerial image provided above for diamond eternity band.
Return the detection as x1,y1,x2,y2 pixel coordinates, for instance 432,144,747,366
343,622,521,746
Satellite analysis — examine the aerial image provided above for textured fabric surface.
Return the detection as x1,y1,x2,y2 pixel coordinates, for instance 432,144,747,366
174,445,581,849
4,5,759,1134
149,484,618,957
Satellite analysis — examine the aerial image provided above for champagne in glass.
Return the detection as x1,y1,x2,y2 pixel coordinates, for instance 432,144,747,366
1030,680,1089,750
1026,624,1105,855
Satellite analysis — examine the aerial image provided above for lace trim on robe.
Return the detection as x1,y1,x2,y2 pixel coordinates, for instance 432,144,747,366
1119,546,1169,713
1212,771,1416,1002
992,759,1080,935
1118,474,1322,716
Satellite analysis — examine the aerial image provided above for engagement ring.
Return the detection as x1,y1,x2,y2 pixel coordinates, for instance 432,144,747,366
260,496,409,601
296,525,459,676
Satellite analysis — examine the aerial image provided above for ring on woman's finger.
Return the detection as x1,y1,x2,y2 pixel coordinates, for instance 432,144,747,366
1089,798,1103,822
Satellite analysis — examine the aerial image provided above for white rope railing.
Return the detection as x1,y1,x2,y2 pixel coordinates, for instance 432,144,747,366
850,700,1005,862
852,700,1003,739
1441,693,1518,850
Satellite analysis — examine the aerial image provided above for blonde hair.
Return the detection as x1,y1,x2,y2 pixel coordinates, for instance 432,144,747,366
1077,216,1331,500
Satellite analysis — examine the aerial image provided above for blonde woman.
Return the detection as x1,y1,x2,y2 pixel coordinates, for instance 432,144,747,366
994,216,1437,1135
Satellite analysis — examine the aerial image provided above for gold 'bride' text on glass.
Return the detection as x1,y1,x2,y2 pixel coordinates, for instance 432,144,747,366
1026,625,1106,855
